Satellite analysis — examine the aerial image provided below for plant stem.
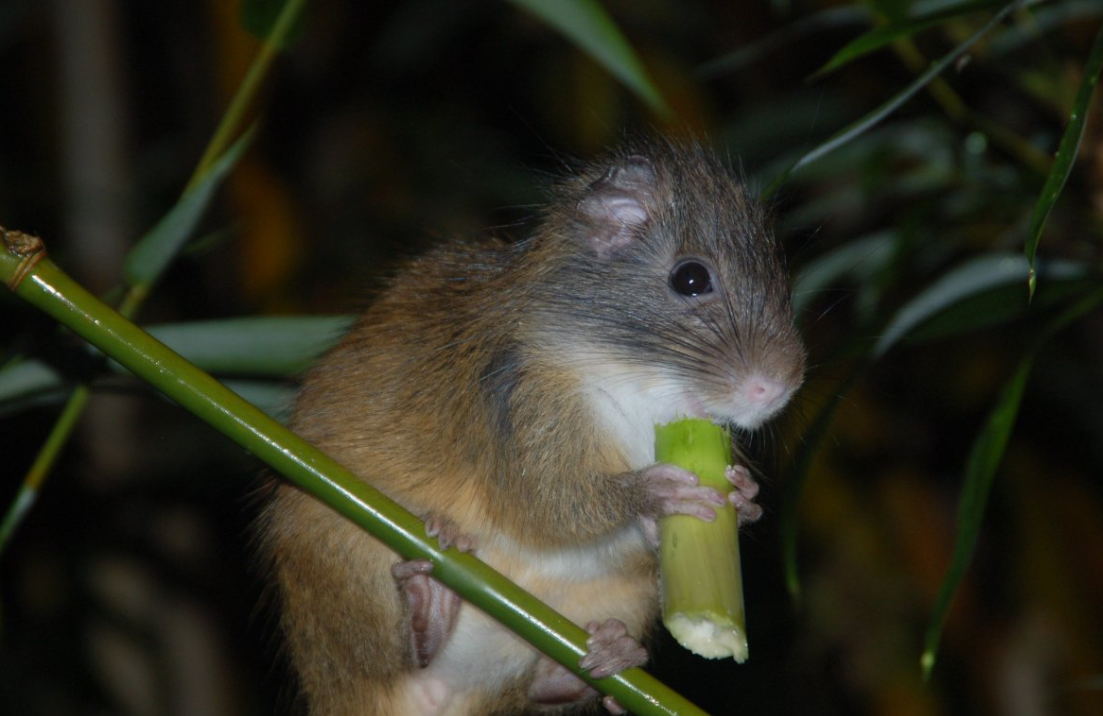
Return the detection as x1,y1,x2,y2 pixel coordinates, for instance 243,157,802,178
0,244,709,716
185,0,308,195
0,385,90,551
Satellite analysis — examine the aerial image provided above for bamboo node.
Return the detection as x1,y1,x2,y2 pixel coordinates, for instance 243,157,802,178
2,227,47,291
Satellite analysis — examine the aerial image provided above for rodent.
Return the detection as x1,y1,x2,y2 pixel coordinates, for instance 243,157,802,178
257,137,805,715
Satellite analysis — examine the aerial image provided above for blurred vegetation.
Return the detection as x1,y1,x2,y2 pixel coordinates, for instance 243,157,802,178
2,1,1103,715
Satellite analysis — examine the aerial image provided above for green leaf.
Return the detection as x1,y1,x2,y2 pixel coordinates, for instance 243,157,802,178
698,6,869,78
791,231,898,316
220,379,297,422
0,360,62,404
920,286,1103,678
780,369,858,605
907,272,1098,345
812,0,1006,78
146,316,353,377
872,253,1089,358
767,0,1031,195
990,0,1103,56
0,316,350,411
505,0,670,116
123,128,255,290
240,0,306,47
1025,19,1103,299
920,351,1032,679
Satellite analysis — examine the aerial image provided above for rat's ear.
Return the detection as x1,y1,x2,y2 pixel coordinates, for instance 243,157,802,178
576,155,657,258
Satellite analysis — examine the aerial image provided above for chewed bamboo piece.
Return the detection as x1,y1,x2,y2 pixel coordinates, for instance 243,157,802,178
656,418,748,662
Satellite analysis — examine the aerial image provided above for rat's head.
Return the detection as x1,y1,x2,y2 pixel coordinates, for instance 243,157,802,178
531,139,805,432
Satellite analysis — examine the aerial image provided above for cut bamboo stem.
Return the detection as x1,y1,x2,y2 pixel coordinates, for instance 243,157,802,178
656,418,748,662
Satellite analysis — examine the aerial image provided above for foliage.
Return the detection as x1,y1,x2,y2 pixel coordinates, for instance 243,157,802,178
2,1,1103,714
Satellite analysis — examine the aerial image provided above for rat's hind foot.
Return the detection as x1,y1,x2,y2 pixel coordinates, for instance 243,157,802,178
579,619,648,679
392,559,461,668
527,619,645,713
424,513,475,552
391,514,475,668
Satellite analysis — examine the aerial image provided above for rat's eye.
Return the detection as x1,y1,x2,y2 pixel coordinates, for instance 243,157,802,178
670,260,713,297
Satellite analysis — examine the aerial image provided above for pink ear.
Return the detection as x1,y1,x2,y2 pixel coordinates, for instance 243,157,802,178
577,156,656,258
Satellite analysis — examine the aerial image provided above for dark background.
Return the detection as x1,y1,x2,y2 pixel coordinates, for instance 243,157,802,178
2,1,1102,715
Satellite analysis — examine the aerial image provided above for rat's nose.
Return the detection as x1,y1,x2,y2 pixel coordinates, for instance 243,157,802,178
741,373,790,414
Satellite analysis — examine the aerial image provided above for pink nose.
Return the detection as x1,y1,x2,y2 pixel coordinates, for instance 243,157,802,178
743,374,787,411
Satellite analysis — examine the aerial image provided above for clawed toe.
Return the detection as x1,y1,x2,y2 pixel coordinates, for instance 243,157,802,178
424,514,475,552
725,465,763,525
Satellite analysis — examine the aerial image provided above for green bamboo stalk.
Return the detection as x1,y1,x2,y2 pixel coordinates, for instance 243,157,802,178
0,237,709,716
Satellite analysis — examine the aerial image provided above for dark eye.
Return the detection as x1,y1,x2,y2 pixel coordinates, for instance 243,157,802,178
670,260,713,297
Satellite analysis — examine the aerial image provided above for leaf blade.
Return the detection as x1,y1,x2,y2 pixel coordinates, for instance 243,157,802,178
767,0,1031,195
920,352,1032,678
872,253,1089,359
920,286,1103,677
123,128,255,290
0,360,63,404
505,0,670,116
240,0,307,47
812,0,1008,78
1025,18,1103,298
146,315,353,376
697,5,869,78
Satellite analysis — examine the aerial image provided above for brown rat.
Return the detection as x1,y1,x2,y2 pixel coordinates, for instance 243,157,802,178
257,137,805,715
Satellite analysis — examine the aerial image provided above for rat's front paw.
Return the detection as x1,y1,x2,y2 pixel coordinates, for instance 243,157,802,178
640,464,726,520
635,463,726,545
725,465,763,525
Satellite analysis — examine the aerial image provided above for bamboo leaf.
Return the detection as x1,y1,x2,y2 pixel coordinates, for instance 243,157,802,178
990,0,1103,56
812,0,1008,78
791,231,898,316
767,0,1030,194
0,316,350,409
0,360,63,404
0,361,299,423
123,128,255,290
145,316,353,376
220,379,297,421
1025,19,1103,299
920,286,1103,677
920,352,1032,679
504,0,670,116
907,271,1098,344
698,5,869,78
780,371,857,605
241,0,306,47
872,253,1088,359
